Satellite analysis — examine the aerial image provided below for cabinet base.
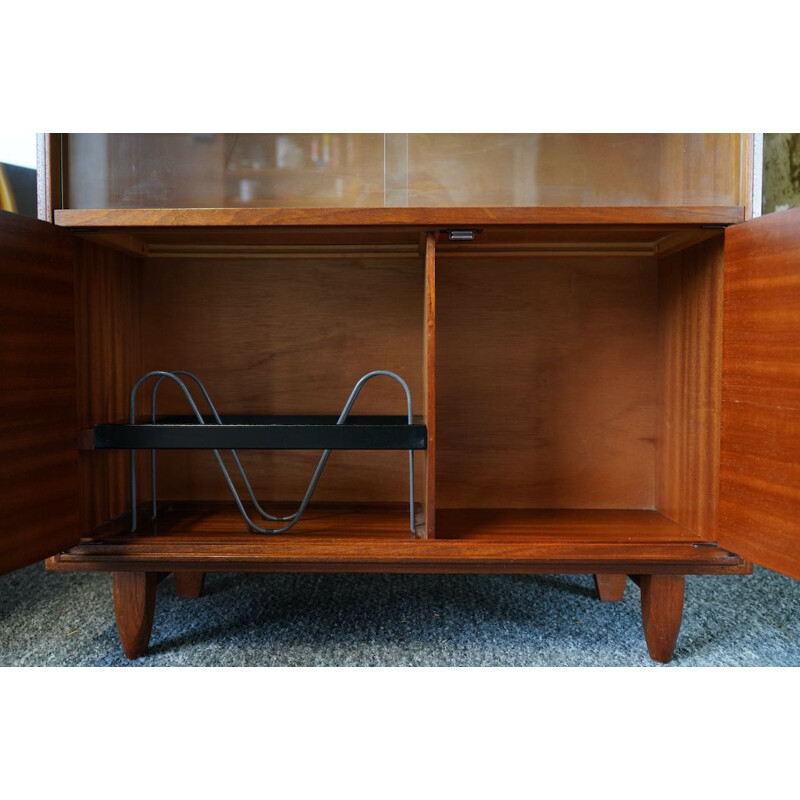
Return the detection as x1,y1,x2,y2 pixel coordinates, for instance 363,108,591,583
636,574,686,663
112,572,157,660
174,571,205,599
594,573,627,602
108,568,687,662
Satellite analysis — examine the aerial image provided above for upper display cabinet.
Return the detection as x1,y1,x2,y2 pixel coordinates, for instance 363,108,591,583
62,133,751,210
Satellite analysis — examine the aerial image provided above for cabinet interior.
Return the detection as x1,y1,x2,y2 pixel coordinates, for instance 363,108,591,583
435,235,723,544
74,225,724,547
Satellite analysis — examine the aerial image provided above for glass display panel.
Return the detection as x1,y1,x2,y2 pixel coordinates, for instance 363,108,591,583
65,133,745,209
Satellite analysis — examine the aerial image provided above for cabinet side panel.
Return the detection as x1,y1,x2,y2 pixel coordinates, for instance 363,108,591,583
0,211,79,574
75,240,145,533
656,237,723,539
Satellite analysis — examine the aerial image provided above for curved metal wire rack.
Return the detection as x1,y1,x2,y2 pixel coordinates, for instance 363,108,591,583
122,370,421,534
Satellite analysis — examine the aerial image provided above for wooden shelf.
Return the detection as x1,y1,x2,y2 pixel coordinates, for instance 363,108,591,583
84,503,418,541
435,508,706,542
46,504,749,575
52,206,742,258
54,206,745,229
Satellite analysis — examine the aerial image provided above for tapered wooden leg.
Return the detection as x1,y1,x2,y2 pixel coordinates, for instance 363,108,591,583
638,574,685,663
112,572,157,660
174,571,205,599
593,574,627,602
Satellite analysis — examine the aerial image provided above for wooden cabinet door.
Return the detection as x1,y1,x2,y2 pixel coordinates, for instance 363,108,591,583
719,207,800,579
0,211,80,575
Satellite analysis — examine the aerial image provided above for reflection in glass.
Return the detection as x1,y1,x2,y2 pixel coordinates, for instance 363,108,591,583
66,133,745,209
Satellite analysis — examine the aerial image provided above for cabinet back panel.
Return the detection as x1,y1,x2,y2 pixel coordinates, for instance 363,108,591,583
140,257,424,503
435,256,658,509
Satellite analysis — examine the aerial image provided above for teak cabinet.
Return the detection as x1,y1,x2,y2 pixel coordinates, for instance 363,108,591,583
1,133,798,663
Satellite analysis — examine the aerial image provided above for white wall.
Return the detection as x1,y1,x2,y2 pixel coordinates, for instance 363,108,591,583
0,134,37,169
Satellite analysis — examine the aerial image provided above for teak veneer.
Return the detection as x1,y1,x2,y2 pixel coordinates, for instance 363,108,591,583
2,134,798,664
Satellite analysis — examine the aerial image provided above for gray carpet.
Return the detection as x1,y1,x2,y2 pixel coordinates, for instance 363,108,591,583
1,562,798,666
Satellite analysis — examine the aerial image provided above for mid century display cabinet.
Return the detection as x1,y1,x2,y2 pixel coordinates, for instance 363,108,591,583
1,133,797,662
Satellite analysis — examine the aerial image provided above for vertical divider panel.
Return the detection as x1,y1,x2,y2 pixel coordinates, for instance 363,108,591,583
422,232,436,538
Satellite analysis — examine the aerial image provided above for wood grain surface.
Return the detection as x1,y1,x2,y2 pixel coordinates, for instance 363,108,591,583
112,571,157,659
435,508,702,541
718,207,800,579
47,503,747,574
593,573,627,602
0,211,80,574
435,255,658,509
174,571,205,598
423,232,436,537
70,224,726,262
140,255,425,506
656,236,724,540
54,206,746,229
638,574,685,663
75,239,146,536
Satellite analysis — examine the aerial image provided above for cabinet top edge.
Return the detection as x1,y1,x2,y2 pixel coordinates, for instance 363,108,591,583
53,206,746,229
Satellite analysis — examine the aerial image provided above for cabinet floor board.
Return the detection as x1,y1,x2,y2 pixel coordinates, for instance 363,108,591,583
46,504,748,576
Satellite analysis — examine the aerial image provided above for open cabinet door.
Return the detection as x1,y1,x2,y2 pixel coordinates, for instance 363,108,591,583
719,207,800,579
0,210,80,575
